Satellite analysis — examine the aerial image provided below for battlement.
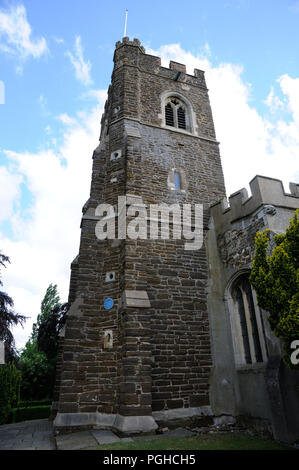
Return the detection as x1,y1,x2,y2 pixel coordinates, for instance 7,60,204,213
211,175,299,229
113,37,206,88
115,37,146,53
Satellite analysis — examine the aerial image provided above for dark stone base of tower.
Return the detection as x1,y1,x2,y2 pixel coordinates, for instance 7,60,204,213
53,38,299,442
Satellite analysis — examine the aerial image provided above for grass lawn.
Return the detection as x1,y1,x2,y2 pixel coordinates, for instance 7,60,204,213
87,432,291,451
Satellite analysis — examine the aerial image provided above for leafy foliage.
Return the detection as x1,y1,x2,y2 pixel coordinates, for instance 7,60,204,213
19,284,68,400
10,405,51,423
37,302,68,360
249,210,299,368
31,284,60,341
0,252,10,273
18,339,56,400
0,252,27,362
19,398,52,407
0,362,21,424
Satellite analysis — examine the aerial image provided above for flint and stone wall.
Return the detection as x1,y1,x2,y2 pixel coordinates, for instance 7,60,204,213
54,38,226,433
207,175,299,443
53,38,299,442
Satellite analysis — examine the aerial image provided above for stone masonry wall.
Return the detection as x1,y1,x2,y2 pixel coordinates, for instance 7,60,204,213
55,37,226,429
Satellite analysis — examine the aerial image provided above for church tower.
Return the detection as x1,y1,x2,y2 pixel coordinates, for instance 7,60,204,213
54,37,226,434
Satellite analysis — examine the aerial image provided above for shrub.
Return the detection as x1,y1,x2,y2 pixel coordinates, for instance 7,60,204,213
11,405,51,423
19,398,52,408
0,363,21,425
250,210,299,368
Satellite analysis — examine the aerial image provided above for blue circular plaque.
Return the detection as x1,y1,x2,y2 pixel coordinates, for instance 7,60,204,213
104,297,114,310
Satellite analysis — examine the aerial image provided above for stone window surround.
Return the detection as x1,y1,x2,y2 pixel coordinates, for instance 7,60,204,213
103,329,113,349
159,90,198,136
224,269,268,368
110,149,122,161
165,96,187,129
167,167,187,192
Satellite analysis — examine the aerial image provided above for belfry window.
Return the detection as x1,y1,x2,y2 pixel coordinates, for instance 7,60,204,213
231,274,268,366
165,103,174,127
164,97,188,131
177,106,186,129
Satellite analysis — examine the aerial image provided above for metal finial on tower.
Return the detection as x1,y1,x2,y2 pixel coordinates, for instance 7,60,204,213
123,9,128,37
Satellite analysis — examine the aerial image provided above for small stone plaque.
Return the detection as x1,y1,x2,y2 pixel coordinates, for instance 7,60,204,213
103,330,113,349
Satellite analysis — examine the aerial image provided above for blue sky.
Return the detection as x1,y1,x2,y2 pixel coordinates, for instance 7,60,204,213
0,0,299,349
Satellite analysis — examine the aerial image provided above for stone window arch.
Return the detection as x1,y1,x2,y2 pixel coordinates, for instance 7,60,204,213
165,96,188,130
226,271,268,367
167,168,187,192
160,91,197,135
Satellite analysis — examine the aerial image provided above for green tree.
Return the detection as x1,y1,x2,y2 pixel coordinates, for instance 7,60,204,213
19,284,67,400
0,252,26,362
0,362,21,424
249,210,299,368
37,302,68,360
31,283,60,341
18,339,55,400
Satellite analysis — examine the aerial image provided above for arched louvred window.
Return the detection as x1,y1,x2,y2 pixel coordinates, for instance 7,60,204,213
164,96,188,131
165,103,174,127
231,274,268,366
177,106,186,129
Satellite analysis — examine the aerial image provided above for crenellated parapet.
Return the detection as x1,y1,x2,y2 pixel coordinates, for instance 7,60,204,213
211,175,299,232
98,36,214,145
113,36,206,89
115,37,146,53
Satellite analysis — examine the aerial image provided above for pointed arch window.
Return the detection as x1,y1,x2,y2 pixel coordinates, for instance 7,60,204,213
164,97,188,131
165,103,174,127
230,274,268,366
167,168,187,192
177,106,186,129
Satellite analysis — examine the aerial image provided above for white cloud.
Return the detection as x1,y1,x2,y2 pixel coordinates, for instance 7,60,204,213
146,43,299,196
278,74,299,125
263,86,283,114
203,42,211,57
9,286,41,350
0,166,22,222
0,4,48,66
58,113,79,127
53,36,64,45
0,90,107,349
38,94,50,116
66,36,93,86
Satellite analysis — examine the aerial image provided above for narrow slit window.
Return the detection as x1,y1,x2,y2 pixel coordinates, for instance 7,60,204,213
174,171,181,190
